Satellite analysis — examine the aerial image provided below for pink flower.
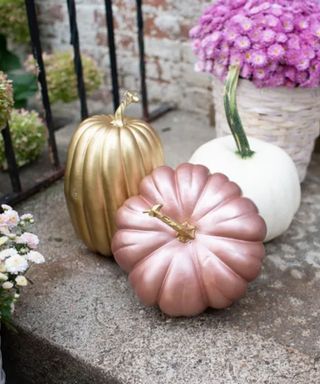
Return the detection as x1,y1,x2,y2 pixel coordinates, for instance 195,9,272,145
296,58,310,71
238,17,254,32
194,61,205,72
284,80,296,88
268,44,285,59
235,36,251,51
250,28,264,43
231,0,247,9
286,50,300,66
230,52,243,67
304,71,320,87
189,26,200,39
288,35,301,50
253,68,268,80
241,63,252,78
201,32,222,49
190,0,320,87
265,15,280,28
224,28,240,42
192,40,201,54
262,29,276,45
296,71,309,84
296,18,309,31
301,46,316,60
249,3,271,15
250,50,268,67
270,4,283,17
267,72,285,87
276,33,288,43
0,210,19,229
309,60,320,74
17,232,39,249
213,62,227,78
285,67,297,82
220,41,230,54
281,16,294,32
311,23,320,38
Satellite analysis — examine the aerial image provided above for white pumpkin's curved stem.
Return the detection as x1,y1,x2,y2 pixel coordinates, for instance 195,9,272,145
113,91,140,127
224,65,255,159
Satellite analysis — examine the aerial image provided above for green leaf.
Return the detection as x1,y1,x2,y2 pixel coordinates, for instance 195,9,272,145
7,70,38,107
0,34,21,71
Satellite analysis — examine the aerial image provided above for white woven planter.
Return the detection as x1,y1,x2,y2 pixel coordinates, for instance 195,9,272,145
213,78,320,182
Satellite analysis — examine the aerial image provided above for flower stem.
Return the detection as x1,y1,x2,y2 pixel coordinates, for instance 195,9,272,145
224,65,254,158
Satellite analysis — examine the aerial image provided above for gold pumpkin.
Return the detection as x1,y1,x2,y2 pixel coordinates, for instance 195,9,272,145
64,91,164,256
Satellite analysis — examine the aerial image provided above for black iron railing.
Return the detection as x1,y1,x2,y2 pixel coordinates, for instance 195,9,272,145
0,0,173,206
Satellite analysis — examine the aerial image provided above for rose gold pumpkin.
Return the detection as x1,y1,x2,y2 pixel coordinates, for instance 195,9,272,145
112,163,266,317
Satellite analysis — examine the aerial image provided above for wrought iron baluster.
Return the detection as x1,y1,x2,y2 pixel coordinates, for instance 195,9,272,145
67,0,88,120
104,0,120,111
1,124,21,193
136,0,149,120
24,0,60,168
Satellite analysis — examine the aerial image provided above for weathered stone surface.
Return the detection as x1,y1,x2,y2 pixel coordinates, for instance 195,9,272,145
3,111,320,383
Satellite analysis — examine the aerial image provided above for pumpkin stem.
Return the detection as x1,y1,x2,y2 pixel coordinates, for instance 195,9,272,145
144,204,196,243
224,65,255,159
113,90,140,127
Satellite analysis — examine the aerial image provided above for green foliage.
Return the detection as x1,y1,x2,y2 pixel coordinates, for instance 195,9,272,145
0,71,13,129
0,35,38,108
9,70,38,108
25,51,103,104
0,0,29,44
0,287,15,326
0,109,46,169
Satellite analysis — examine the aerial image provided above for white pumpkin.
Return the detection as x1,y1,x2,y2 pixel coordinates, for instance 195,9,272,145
190,135,300,241
189,65,301,242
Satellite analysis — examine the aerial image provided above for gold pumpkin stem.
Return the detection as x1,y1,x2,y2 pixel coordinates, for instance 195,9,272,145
113,90,140,127
144,204,196,243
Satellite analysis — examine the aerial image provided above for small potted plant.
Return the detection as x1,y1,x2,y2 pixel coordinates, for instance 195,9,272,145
0,204,45,383
190,0,320,182
0,72,13,131
25,51,103,130
0,0,29,44
0,109,46,169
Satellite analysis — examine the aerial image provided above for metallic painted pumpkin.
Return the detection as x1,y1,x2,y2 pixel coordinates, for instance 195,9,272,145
64,91,164,256
112,163,267,317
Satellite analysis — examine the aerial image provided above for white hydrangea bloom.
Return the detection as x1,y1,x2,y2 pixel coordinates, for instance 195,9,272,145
25,250,45,264
1,204,12,211
5,254,29,274
17,232,39,249
0,223,9,235
2,281,13,290
0,273,8,281
0,236,8,246
0,263,6,272
0,248,18,260
15,275,28,287
20,213,33,221
1,209,19,229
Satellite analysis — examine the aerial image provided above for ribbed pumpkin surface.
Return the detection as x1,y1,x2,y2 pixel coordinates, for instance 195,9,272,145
64,115,164,256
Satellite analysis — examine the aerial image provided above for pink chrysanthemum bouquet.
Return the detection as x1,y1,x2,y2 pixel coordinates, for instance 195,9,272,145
190,0,320,88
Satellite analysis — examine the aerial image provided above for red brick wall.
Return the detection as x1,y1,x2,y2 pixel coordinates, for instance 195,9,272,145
37,0,213,118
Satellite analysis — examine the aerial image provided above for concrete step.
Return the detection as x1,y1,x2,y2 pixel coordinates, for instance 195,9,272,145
2,111,320,384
